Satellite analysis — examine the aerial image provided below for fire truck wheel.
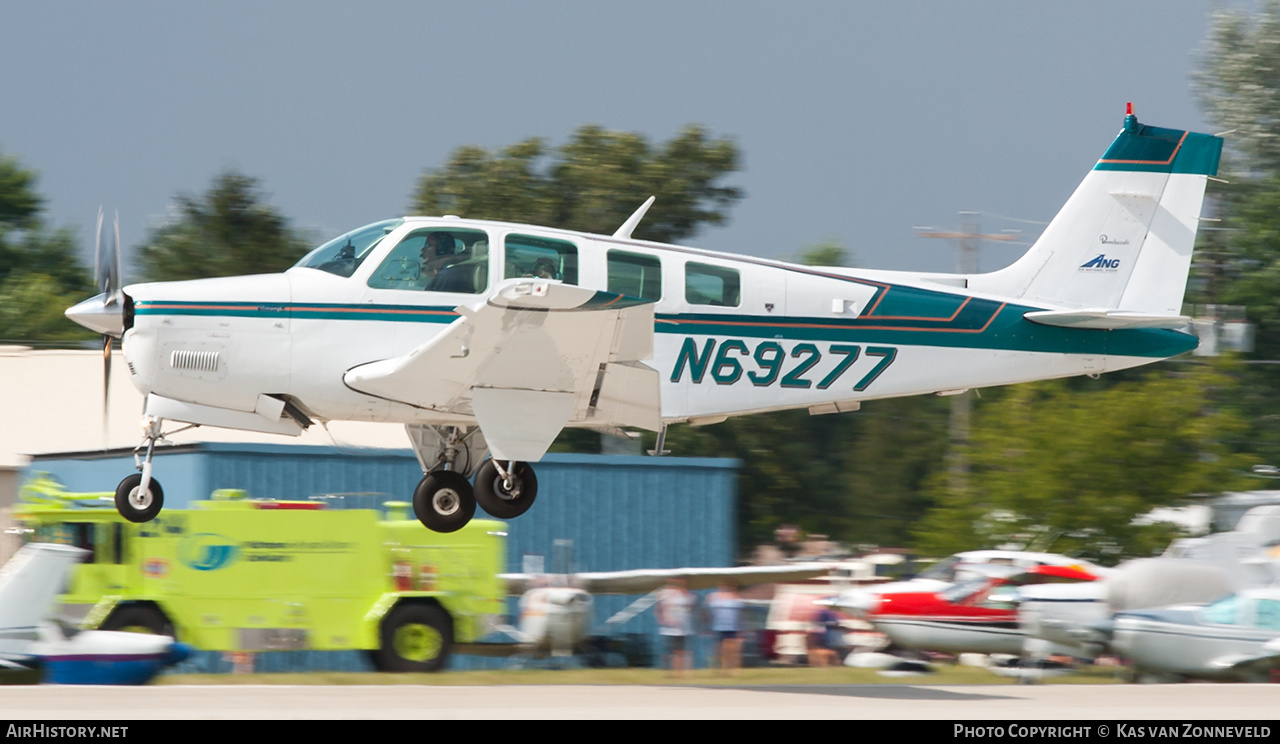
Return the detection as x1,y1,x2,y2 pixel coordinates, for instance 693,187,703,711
114,474,164,523
474,460,537,519
101,605,175,637
412,471,475,533
374,603,453,672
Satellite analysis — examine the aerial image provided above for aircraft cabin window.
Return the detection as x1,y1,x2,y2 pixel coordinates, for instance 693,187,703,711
367,228,489,293
607,250,662,301
1201,594,1241,625
504,235,579,284
1253,598,1280,630
294,218,403,278
685,262,741,307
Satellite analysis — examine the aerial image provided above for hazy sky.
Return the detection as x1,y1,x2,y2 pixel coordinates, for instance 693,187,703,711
0,1,1232,276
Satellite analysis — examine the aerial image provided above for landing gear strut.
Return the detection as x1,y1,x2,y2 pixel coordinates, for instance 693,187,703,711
403,425,541,531
406,425,480,533
474,460,538,519
115,416,166,523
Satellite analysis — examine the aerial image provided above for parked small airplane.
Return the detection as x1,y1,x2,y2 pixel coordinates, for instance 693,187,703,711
487,564,828,661
852,564,1102,657
65,105,1223,533
1110,588,1280,682
836,549,1108,616
1018,505,1280,663
0,543,190,684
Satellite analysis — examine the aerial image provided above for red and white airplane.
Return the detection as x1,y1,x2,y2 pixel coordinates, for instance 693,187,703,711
853,563,1102,656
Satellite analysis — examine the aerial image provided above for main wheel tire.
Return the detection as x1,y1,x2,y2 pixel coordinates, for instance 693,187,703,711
101,604,175,637
412,471,476,533
115,473,164,523
372,603,453,672
474,460,538,519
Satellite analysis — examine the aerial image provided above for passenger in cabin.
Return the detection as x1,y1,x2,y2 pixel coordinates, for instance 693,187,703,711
531,257,557,280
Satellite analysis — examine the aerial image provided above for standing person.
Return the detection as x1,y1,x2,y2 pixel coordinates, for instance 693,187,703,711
655,577,695,677
705,579,745,675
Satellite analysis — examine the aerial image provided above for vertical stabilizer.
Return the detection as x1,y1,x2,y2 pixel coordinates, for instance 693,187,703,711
975,106,1222,315
0,544,85,644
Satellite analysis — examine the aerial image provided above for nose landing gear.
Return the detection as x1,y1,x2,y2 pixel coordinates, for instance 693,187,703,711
114,415,187,524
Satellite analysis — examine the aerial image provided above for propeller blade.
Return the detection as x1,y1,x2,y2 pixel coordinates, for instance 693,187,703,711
102,334,111,446
93,207,122,303
110,211,121,302
93,207,104,293
91,208,123,447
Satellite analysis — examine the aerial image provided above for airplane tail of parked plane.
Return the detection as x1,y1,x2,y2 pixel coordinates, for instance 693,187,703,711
0,544,84,645
974,104,1223,328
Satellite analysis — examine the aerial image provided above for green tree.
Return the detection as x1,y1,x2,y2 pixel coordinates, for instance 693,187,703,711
411,125,742,243
1194,2,1280,177
0,149,93,343
0,152,42,231
798,240,850,268
1189,2,1280,467
137,171,311,282
912,363,1253,564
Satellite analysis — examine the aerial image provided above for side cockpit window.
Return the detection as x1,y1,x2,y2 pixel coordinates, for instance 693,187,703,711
504,235,579,284
368,228,490,293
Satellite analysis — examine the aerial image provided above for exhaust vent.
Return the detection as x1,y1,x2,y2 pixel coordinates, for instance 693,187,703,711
170,349,220,373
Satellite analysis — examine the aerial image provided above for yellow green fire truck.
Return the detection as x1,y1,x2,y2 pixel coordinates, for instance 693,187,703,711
13,475,507,672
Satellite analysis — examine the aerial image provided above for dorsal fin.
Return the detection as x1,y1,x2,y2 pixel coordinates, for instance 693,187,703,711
612,196,656,239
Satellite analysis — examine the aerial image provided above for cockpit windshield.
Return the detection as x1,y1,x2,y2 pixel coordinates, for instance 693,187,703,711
293,219,403,278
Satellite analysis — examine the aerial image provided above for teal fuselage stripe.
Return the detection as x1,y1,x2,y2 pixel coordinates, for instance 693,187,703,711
135,299,1197,358
656,308,1196,358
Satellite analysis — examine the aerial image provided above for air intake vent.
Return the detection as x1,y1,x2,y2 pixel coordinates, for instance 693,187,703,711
170,349,220,372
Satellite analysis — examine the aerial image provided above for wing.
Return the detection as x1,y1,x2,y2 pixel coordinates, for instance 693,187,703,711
499,565,829,596
572,564,830,595
1208,637,1280,680
344,278,659,461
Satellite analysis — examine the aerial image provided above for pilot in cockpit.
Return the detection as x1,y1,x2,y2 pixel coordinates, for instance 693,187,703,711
419,232,457,285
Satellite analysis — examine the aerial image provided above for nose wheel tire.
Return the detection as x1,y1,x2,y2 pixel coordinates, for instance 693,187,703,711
474,460,538,519
412,470,476,533
115,473,164,523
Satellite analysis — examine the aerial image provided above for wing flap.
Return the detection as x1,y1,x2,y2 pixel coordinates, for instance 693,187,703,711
343,279,658,460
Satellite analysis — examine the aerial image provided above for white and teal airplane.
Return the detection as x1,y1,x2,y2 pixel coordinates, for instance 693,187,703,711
66,104,1223,533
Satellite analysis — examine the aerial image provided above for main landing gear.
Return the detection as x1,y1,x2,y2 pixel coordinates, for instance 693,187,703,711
411,458,538,532
405,425,539,533
473,460,537,520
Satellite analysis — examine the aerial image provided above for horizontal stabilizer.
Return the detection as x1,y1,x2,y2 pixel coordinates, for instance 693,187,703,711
1023,308,1190,330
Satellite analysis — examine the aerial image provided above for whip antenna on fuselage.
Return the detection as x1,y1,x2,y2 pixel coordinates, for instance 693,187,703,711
612,196,656,239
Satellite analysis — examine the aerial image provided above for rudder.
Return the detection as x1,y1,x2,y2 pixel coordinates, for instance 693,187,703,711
976,105,1223,316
